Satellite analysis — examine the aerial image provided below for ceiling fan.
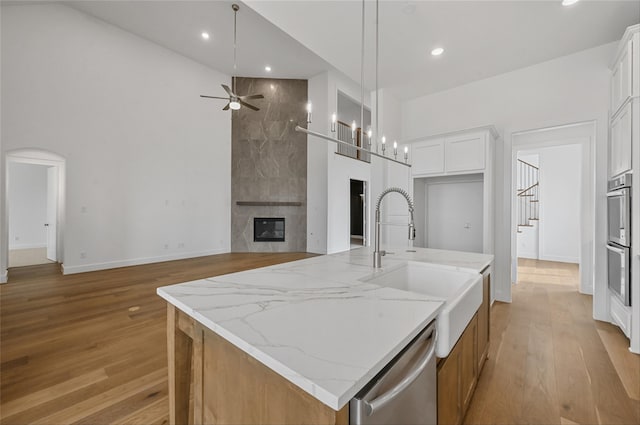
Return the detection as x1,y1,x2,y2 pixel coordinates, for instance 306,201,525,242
200,4,264,111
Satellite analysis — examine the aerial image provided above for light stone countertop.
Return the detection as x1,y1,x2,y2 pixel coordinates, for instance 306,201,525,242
157,246,494,410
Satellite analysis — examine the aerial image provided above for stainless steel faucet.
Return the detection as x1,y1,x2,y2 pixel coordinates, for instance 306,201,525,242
374,187,415,268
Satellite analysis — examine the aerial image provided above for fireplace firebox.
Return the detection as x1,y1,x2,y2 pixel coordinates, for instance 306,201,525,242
254,218,285,242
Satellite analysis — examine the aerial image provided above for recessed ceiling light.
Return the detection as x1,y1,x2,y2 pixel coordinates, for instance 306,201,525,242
562,0,579,6
431,47,444,56
201,31,210,40
265,65,272,72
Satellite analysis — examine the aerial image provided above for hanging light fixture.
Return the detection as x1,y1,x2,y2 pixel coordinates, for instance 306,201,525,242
200,4,264,111
294,0,410,168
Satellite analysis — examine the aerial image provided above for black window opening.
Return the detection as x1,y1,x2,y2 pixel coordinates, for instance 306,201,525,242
254,218,285,242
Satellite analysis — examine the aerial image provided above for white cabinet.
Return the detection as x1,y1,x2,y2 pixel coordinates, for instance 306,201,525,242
611,40,633,115
412,138,444,175
411,130,492,177
610,102,633,177
609,27,637,179
445,133,486,172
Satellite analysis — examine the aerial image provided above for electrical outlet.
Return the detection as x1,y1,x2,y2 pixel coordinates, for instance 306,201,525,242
80,252,86,259
81,206,87,213
14,236,19,241
164,244,169,250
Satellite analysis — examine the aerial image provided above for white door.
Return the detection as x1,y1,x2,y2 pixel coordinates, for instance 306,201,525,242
46,166,58,262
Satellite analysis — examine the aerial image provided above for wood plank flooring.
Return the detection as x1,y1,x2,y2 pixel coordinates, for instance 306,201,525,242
2,255,639,424
464,259,640,425
0,253,314,425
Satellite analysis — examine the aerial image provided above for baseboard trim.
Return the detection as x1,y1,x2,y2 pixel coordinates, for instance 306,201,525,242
61,248,230,275
9,243,47,250
0,269,7,284
539,254,579,264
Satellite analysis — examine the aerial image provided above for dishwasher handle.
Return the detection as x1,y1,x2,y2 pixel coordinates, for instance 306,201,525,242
363,325,437,416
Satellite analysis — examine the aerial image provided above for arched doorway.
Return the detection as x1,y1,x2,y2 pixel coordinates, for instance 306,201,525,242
2,149,66,282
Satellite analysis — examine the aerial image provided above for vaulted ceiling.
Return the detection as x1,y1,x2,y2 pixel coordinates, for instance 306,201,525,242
65,1,640,100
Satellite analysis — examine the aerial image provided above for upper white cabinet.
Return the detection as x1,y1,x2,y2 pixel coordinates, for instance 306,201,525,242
411,128,496,177
445,133,486,172
412,138,444,175
609,25,638,178
611,39,633,115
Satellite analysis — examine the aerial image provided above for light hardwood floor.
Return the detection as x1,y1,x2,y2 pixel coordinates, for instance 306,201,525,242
0,253,314,425
2,255,639,424
8,247,55,268
465,258,640,425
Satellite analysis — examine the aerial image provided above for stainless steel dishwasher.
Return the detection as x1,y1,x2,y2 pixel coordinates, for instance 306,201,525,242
350,320,437,425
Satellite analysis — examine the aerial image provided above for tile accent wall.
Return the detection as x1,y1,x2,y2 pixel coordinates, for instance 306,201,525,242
231,77,308,252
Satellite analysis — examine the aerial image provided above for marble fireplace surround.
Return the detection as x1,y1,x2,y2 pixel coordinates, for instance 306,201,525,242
230,77,307,253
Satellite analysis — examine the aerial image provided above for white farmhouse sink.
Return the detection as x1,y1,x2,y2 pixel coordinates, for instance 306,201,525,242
362,261,482,358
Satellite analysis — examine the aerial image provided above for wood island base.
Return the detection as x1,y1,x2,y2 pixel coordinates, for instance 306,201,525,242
166,305,349,425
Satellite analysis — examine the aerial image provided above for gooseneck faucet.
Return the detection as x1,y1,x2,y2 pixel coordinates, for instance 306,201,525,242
374,187,416,268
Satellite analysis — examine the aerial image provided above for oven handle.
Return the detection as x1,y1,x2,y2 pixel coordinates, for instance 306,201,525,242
607,189,628,197
606,244,625,255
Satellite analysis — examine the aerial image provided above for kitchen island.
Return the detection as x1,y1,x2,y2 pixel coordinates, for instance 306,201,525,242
157,247,493,424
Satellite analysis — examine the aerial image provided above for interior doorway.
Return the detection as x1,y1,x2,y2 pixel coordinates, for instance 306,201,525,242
350,179,366,249
8,162,58,267
3,149,65,279
510,121,595,298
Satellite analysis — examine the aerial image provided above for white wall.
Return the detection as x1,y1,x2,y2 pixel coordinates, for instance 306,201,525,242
1,4,232,276
402,42,612,317
8,163,48,249
373,89,413,248
539,144,582,263
517,145,582,263
421,174,484,253
307,69,376,254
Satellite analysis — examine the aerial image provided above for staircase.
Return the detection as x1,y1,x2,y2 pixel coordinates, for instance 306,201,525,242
517,159,539,233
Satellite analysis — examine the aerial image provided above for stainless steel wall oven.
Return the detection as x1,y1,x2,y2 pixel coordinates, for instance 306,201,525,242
607,173,631,306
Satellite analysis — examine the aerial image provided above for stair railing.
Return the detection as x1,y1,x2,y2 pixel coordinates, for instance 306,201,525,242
517,159,539,232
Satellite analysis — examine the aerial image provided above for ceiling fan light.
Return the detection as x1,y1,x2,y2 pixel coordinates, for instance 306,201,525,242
229,101,241,110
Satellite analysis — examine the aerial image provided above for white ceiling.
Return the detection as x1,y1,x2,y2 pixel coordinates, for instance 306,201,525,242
62,1,639,100
246,0,640,99
63,0,334,80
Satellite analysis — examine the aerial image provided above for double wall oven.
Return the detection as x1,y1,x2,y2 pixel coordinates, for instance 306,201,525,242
607,173,631,306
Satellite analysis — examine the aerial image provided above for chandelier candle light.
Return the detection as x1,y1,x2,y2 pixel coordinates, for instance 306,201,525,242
404,146,409,163
306,102,313,124
393,141,398,159
331,113,337,133
351,120,357,142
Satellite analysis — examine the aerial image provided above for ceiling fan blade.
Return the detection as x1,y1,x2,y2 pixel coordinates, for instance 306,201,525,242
239,99,259,111
221,84,234,96
223,103,230,111
200,95,230,100
239,94,264,100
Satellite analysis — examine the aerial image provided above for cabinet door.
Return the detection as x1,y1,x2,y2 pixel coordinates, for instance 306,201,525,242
438,350,462,425
444,133,485,173
412,138,445,176
611,40,633,114
477,273,490,372
460,314,478,413
610,102,632,177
